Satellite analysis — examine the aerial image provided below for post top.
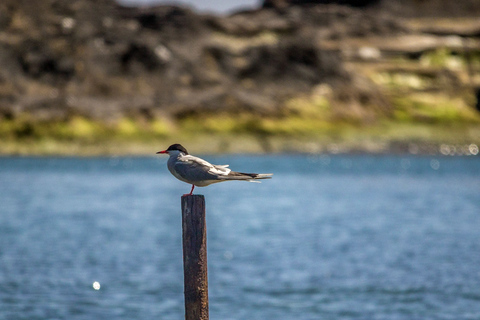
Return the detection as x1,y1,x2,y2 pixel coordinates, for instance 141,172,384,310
181,194,205,199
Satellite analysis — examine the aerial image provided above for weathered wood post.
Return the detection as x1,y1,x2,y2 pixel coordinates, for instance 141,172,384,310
181,195,209,320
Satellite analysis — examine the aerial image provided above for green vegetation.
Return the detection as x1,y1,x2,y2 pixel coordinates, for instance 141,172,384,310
1,89,479,155
392,93,480,123
420,48,465,69
175,95,334,137
1,65,479,155
0,115,172,141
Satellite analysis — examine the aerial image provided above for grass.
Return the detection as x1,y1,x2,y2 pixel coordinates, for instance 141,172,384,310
392,93,479,123
1,90,479,155
1,118,479,156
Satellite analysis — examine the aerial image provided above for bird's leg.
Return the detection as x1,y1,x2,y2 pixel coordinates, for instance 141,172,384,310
184,184,195,196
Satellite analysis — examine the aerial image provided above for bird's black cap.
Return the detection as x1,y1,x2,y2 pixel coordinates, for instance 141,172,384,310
167,144,188,154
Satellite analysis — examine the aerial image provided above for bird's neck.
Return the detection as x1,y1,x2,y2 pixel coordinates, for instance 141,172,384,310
168,150,184,158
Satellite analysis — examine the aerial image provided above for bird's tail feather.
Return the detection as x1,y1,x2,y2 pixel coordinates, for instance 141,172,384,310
220,172,273,181
252,173,273,179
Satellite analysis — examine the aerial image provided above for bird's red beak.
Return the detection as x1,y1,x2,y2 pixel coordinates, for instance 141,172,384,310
156,150,168,154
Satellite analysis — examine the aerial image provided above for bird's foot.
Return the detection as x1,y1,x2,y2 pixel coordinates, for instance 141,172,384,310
183,185,195,196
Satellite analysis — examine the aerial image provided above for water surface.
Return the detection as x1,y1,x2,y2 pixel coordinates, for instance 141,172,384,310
1,155,479,320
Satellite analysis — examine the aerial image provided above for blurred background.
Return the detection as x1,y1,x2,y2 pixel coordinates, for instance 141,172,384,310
0,0,479,154
1,1,480,320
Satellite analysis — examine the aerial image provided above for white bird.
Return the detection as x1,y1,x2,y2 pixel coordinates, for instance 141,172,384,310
156,144,273,195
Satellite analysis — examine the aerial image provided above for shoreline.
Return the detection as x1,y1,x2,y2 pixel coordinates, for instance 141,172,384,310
1,117,479,157
1,134,478,157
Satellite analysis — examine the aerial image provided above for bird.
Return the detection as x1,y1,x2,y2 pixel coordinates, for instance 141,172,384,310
156,144,273,195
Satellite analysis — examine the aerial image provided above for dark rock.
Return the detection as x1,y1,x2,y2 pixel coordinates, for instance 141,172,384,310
263,0,480,17
118,5,206,41
237,39,346,86
18,40,74,80
263,0,381,9
120,43,166,73
206,9,297,36
0,0,477,123
475,88,480,113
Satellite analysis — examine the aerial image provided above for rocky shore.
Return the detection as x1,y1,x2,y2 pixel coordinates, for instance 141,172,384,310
0,0,479,154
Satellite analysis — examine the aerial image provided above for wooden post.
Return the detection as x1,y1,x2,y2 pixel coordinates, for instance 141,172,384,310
181,195,209,320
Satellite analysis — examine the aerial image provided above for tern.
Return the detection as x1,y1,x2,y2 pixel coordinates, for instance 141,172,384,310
156,144,273,195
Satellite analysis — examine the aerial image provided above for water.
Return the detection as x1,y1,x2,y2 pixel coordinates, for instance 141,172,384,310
1,155,479,320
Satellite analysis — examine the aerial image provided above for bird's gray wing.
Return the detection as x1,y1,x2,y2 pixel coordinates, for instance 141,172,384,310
174,155,230,182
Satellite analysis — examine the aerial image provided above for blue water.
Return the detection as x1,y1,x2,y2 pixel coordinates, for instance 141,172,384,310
1,155,479,320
